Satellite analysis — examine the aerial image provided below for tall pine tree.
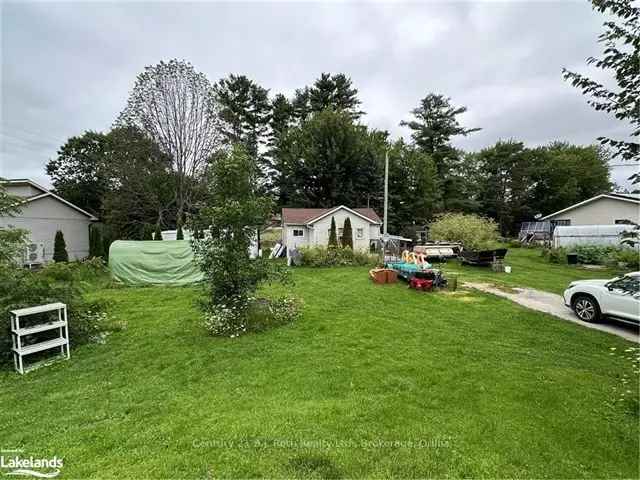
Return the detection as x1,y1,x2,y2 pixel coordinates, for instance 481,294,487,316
401,94,480,212
292,73,364,121
563,0,639,179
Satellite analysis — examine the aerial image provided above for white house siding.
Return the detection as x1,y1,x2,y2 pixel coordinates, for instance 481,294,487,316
311,211,374,251
284,225,309,250
369,224,381,242
0,196,93,261
5,184,44,198
545,197,640,225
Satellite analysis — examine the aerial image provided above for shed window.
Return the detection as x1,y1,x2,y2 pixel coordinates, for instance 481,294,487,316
356,228,364,239
293,229,304,237
552,219,571,226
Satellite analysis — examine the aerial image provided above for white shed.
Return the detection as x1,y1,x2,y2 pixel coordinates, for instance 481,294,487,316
281,206,381,251
1,179,97,263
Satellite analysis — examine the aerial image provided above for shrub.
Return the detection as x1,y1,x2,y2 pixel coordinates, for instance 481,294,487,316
53,230,69,262
41,257,108,283
202,295,302,337
0,263,115,364
429,213,500,251
541,245,639,270
193,146,293,337
154,224,163,240
613,248,640,270
298,246,378,267
342,218,353,248
505,239,523,248
541,247,567,264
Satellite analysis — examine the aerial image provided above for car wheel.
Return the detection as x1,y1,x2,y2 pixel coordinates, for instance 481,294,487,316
572,295,601,323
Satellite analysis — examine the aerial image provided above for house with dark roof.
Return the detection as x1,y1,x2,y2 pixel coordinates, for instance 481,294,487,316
281,206,381,251
1,179,97,263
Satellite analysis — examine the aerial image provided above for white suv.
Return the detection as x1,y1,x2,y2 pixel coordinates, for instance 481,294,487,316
563,272,640,325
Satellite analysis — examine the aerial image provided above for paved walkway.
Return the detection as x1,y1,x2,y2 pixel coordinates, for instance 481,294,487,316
464,282,639,343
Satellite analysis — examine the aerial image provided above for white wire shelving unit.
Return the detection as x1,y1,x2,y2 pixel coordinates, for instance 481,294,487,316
10,302,70,374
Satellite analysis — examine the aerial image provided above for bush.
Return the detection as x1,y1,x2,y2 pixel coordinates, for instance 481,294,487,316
202,295,302,337
613,248,640,270
0,263,115,364
541,245,639,270
193,145,293,337
298,246,379,267
53,230,69,262
541,247,568,264
429,213,500,251
505,239,523,248
41,257,108,283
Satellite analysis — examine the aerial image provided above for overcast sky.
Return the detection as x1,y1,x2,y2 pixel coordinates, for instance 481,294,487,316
1,0,637,190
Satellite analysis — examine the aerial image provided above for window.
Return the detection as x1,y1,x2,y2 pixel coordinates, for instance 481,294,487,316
609,277,639,295
552,219,571,226
292,229,304,237
615,219,636,225
356,228,364,239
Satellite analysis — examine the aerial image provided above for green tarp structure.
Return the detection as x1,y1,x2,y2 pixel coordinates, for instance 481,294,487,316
109,240,204,286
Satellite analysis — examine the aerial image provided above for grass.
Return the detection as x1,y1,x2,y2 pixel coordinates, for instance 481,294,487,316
0,251,638,478
438,247,623,294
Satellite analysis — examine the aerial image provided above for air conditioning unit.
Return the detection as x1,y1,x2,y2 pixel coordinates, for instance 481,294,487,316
23,242,45,266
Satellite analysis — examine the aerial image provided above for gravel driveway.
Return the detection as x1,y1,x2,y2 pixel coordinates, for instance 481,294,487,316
464,282,639,343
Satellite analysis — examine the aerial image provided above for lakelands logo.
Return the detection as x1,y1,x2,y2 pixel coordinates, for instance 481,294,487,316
0,450,63,478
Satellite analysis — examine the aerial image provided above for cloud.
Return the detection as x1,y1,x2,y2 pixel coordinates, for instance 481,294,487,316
1,1,633,189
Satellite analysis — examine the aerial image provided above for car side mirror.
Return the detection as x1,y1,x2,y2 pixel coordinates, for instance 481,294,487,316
605,282,613,291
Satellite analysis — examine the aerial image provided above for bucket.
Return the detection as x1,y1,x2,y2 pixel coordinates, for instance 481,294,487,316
504,266,512,273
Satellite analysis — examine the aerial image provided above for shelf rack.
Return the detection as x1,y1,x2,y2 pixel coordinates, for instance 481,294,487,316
11,302,70,374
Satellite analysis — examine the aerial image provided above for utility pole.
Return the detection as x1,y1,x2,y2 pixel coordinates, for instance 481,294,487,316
382,149,389,263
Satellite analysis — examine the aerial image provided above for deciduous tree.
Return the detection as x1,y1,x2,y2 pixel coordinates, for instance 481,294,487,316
563,0,639,180
278,109,384,208
46,131,110,216
117,59,223,218
0,181,27,265
102,126,177,240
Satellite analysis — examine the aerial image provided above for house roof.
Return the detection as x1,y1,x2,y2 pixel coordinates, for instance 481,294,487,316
541,193,640,220
2,178,98,220
282,206,381,225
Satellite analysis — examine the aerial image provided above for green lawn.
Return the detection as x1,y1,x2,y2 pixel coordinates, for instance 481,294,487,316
439,247,623,294
1,254,638,478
